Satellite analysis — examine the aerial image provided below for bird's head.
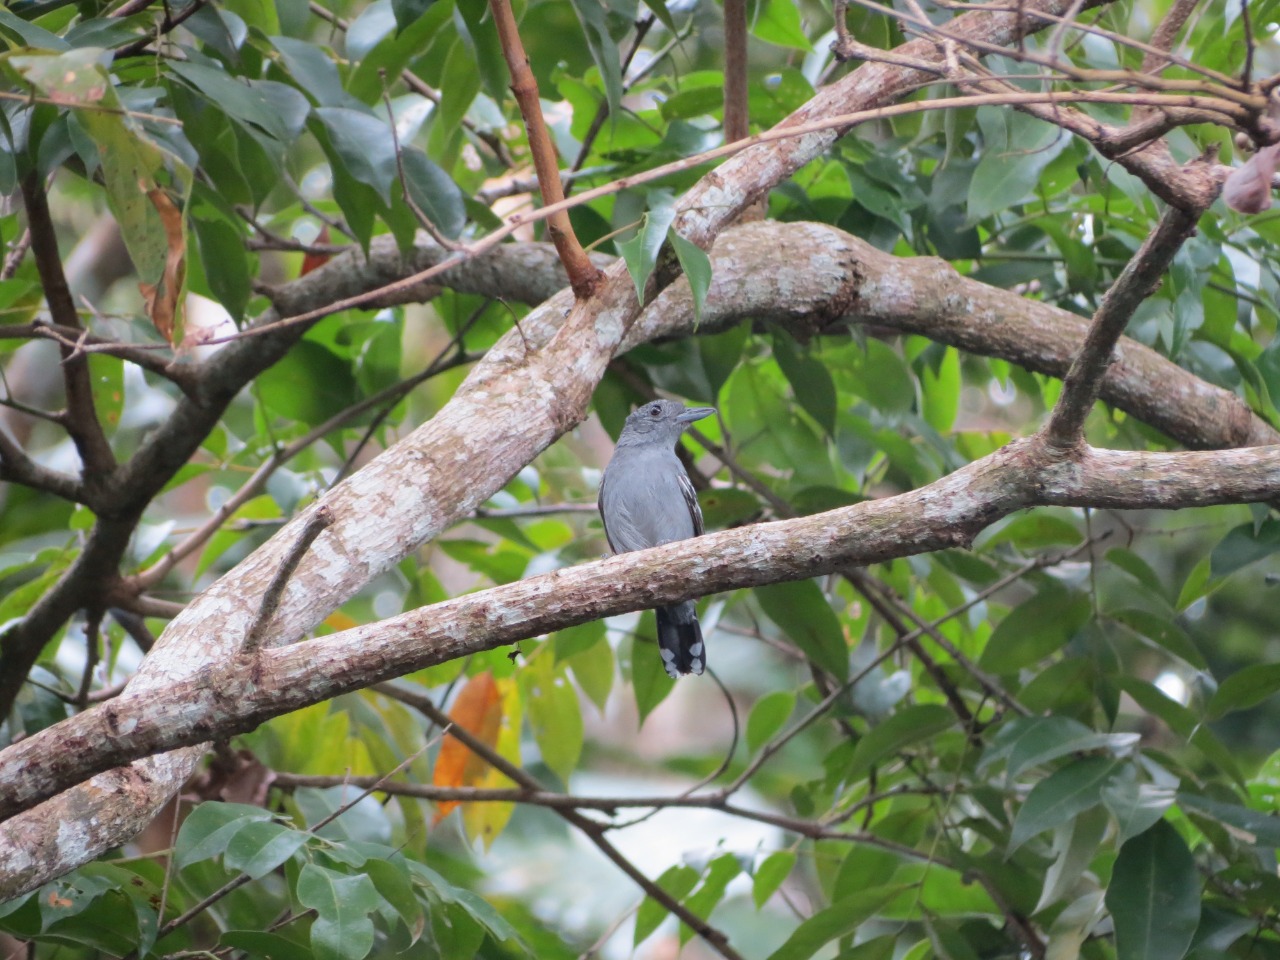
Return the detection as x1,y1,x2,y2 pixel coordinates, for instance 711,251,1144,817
617,399,716,447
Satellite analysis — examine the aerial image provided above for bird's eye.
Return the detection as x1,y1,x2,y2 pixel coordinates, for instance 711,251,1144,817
649,405,661,417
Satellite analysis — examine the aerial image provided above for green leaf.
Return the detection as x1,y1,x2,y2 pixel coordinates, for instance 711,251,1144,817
1106,548,1167,599
17,49,176,286
638,0,678,32
526,654,583,782
567,0,623,124
848,704,954,782
697,487,761,529
1105,820,1201,960
635,864,699,946
1210,518,1280,578
365,858,424,944
631,613,674,722
920,346,961,432
994,715,1137,780
619,198,677,306
556,621,614,712
765,885,907,960
1177,792,1280,847
1035,805,1109,913
698,322,749,398
774,334,837,436
1112,609,1206,670
747,690,796,753
348,0,453,103
456,0,508,106
271,35,349,108
220,931,315,960
174,802,274,868
401,147,466,238
1117,678,1244,784
1174,556,1214,611
1009,756,1121,853
756,579,848,680
257,340,359,423
224,819,309,879
296,864,380,960
979,583,1090,673
392,0,436,31
969,108,1069,220
753,851,796,909
88,355,124,433
679,854,742,943
669,230,712,325
1207,662,1280,719
170,61,305,144
314,107,398,204
1102,780,1176,844
986,512,1083,549
750,0,814,51
190,197,251,321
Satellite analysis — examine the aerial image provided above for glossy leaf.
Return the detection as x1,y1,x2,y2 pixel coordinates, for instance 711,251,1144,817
747,689,796,753
1009,756,1121,853
1105,821,1201,960
765,886,907,960
296,864,380,960
174,802,274,868
848,704,954,782
753,851,796,909
756,579,848,680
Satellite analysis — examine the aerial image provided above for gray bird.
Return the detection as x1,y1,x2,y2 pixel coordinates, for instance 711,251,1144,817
599,399,716,678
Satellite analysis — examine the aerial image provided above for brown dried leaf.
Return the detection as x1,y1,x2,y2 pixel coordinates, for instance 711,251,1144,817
138,188,186,343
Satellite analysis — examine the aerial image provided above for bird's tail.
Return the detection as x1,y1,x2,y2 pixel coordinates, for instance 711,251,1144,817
655,602,705,678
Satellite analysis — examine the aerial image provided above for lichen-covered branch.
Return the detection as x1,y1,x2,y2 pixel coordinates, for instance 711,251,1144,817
3,439,1279,829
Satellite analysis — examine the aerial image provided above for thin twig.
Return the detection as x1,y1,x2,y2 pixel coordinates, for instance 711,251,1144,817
75,610,103,708
375,682,748,960
0,228,30,281
380,74,463,251
240,506,334,656
138,744,431,952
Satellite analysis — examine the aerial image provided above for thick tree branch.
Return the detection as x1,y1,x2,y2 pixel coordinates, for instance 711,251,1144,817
4,439,1280,826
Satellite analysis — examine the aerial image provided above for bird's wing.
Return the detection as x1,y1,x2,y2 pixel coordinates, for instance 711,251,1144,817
597,469,618,553
679,470,703,537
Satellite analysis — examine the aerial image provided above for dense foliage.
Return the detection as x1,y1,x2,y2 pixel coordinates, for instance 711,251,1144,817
2,0,1280,958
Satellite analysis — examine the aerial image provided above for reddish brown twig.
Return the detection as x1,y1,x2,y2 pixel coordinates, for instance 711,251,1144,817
488,0,602,299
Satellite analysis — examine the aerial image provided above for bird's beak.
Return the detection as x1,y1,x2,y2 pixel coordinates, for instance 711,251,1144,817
677,406,717,424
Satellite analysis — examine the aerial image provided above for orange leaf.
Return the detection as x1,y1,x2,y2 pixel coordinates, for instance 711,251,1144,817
431,671,502,822
300,225,332,276
324,610,359,632
138,188,186,344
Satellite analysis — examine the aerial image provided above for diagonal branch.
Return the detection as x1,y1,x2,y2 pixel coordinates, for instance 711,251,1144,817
5,439,1280,825
1043,205,1202,448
